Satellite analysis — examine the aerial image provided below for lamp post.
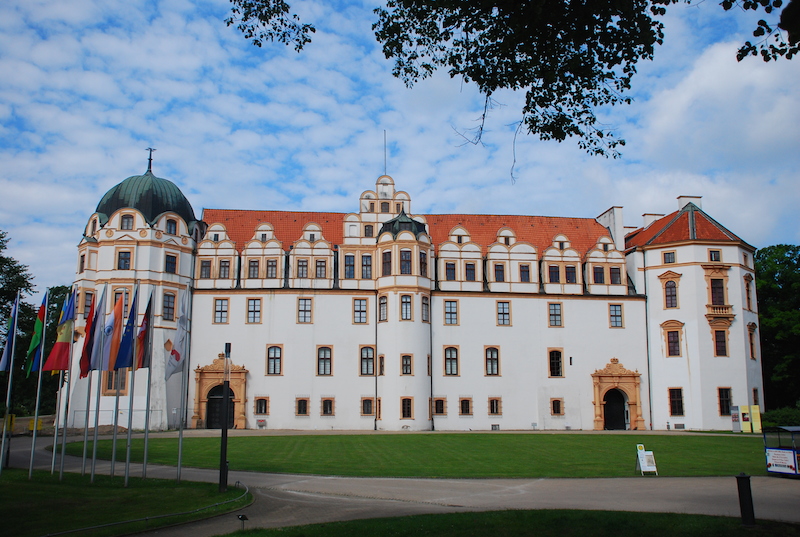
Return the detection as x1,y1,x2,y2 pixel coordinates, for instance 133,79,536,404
219,342,231,492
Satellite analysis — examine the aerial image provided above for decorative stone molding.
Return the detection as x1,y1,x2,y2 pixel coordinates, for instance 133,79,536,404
591,358,646,431
191,353,248,429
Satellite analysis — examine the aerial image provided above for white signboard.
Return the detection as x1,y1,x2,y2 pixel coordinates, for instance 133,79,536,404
636,444,658,475
766,448,798,475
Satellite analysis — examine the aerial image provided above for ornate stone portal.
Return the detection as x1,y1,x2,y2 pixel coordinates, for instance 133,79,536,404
192,354,248,429
591,358,646,430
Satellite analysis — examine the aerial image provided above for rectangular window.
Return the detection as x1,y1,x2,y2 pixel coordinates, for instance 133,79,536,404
266,259,277,278
464,263,475,282
267,346,282,375
316,259,326,278
361,398,374,416
344,255,355,279
401,398,413,419
753,388,759,406
444,301,458,325
382,251,392,276
79,255,85,273
164,254,177,274
102,369,128,396
200,260,211,278
214,299,228,323
83,291,94,319
519,264,530,282
297,259,308,278
497,301,510,325
549,350,563,377
485,347,499,375
433,398,446,415
445,347,458,375
565,265,577,284
549,265,560,283
445,262,456,281
667,331,681,356
593,265,605,284
549,303,562,327
365,223,373,236
317,347,332,375
379,296,387,321
248,259,259,279
421,296,430,322
710,279,725,305
117,251,131,270
401,355,412,375
255,398,268,415
610,267,622,285
120,214,134,230
459,398,472,416
298,298,312,323
163,293,175,321
609,304,623,327
114,289,130,316
665,281,678,308
709,250,721,262
296,398,309,416
749,331,757,360
669,388,684,416
663,251,675,264
361,347,374,375
401,295,412,320
166,219,177,235
419,252,427,277
219,260,230,279
551,399,563,416
494,264,505,282
489,398,501,415
714,330,728,356
400,250,412,274
361,255,372,279
321,398,334,416
247,298,261,323
718,388,732,416
354,299,367,324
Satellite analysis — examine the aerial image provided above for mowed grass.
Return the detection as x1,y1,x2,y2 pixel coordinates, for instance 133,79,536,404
0,469,251,537
226,510,800,537
68,433,768,478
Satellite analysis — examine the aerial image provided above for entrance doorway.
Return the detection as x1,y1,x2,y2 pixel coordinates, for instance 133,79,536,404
206,385,235,429
604,388,627,430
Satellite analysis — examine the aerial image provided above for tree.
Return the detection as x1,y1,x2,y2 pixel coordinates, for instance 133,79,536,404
226,0,799,158
0,230,34,325
755,245,800,410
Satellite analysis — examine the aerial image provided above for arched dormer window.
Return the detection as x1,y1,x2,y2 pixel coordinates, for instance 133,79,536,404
166,219,177,235
121,214,134,230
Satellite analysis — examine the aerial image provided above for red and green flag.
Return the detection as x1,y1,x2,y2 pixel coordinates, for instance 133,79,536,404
24,294,47,377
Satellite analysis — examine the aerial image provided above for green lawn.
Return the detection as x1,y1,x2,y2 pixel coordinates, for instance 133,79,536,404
227,510,800,537
68,433,768,478
0,469,251,537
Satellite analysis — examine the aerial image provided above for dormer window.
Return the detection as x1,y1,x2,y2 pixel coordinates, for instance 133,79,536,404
90,219,97,235
212,233,219,242
166,219,177,235
559,241,565,250
504,237,510,246
399,222,412,232
603,243,609,252
261,233,267,242
381,202,389,213
121,215,134,230
309,233,316,242
457,236,462,244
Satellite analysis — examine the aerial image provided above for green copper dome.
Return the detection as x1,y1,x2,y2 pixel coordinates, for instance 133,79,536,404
95,170,198,227
378,209,428,238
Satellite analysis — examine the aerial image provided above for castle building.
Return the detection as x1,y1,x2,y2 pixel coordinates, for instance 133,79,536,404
64,171,763,431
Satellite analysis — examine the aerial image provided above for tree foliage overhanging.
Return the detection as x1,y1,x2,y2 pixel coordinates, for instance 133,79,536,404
226,0,799,158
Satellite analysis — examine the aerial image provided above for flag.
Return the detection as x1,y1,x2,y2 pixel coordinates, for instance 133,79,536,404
115,287,139,369
24,293,47,377
0,295,20,372
136,293,153,370
43,289,76,372
165,291,189,380
88,286,108,372
101,293,124,371
79,287,101,378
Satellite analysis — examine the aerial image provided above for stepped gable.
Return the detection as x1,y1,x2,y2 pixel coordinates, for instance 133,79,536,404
201,209,345,251
626,203,746,249
425,214,610,255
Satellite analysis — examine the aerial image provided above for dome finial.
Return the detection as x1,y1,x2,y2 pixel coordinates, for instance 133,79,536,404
146,147,157,173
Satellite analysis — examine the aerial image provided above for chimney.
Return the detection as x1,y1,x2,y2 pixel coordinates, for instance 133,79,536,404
677,196,702,210
642,213,665,228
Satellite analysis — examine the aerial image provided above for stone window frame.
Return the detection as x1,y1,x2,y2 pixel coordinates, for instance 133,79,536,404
660,320,685,357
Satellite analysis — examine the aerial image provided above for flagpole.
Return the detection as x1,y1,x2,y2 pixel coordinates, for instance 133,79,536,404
58,288,77,481
110,367,121,477
0,291,21,476
176,289,192,483
124,283,139,487
177,349,187,483
142,364,152,478
81,369,92,475
50,370,63,474
141,289,154,479
28,289,49,478
90,285,108,484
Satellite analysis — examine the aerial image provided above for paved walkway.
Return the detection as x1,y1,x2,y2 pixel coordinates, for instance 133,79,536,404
8,430,800,537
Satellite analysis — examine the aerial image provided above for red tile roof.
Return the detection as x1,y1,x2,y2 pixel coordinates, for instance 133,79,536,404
202,209,612,255
625,203,744,249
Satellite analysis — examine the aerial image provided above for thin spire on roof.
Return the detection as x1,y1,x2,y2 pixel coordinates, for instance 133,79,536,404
146,147,156,173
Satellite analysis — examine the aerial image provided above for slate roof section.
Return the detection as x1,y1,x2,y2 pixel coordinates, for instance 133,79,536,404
202,209,612,255
625,203,747,249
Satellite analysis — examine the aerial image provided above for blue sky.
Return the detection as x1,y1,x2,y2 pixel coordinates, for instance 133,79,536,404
1,0,799,300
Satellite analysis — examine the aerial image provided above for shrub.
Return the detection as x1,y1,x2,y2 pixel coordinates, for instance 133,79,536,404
761,407,800,427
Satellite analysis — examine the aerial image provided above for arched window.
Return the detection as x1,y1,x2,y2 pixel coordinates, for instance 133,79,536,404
445,347,458,375
268,346,281,375
665,281,677,308
317,347,331,375
120,214,134,230
485,348,499,375
361,347,374,375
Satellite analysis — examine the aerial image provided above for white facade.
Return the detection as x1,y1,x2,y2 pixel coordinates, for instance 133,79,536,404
65,173,763,432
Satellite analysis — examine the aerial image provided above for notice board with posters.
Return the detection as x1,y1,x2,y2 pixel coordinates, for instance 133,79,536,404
635,444,658,475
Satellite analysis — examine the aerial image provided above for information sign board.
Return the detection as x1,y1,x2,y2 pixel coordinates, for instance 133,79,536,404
766,448,798,475
635,444,658,475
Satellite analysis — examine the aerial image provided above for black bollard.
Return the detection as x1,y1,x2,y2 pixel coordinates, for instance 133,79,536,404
735,473,756,527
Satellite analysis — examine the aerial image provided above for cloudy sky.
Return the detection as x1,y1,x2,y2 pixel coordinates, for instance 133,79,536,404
1,0,798,300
